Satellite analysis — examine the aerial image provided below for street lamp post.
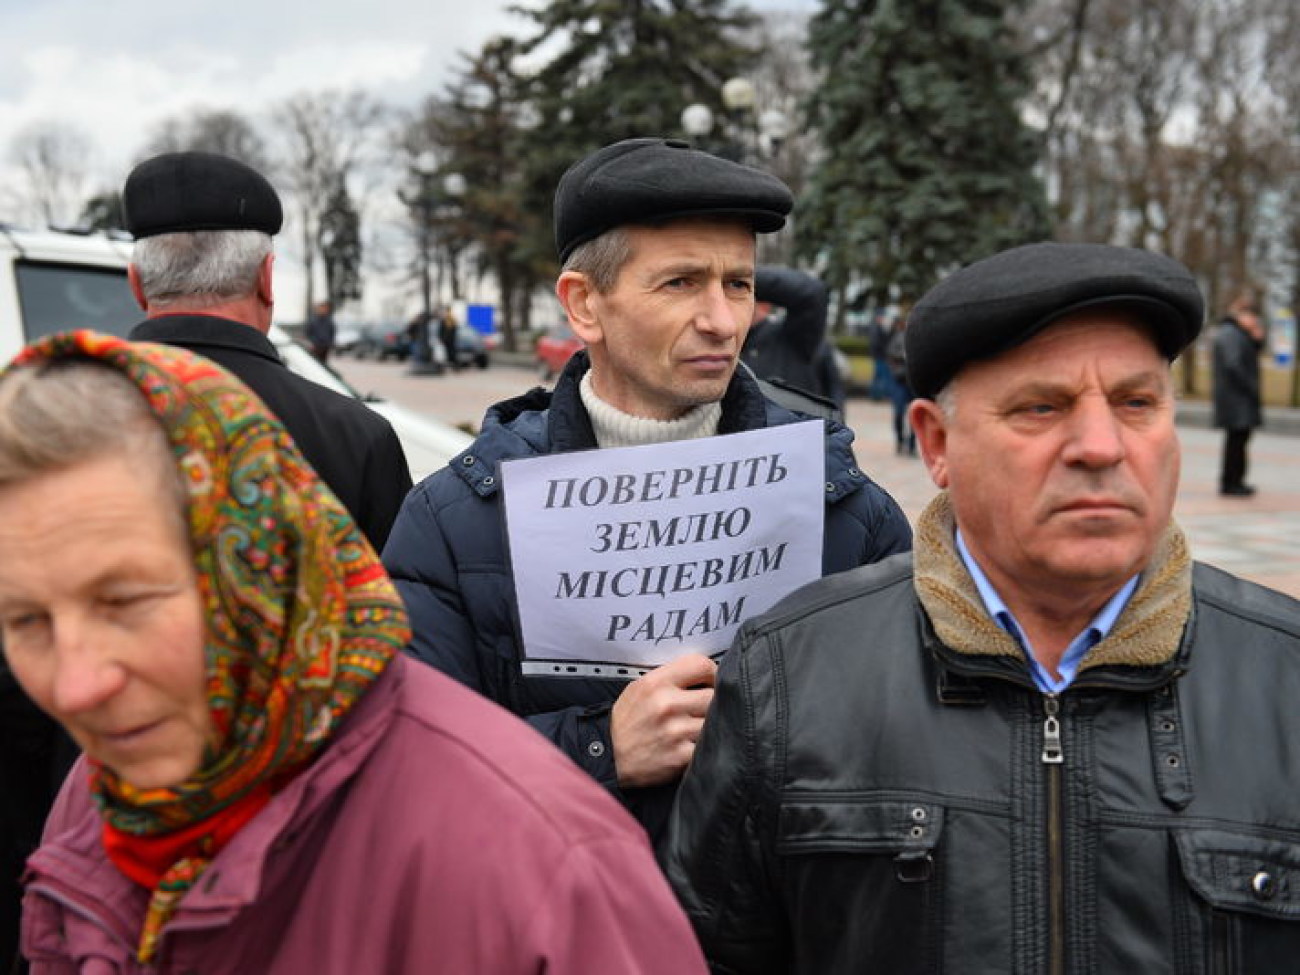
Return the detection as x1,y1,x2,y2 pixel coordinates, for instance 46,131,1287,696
720,76,756,159
680,102,715,145
691,77,792,262
400,151,442,375
681,77,787,168
439,173,467,302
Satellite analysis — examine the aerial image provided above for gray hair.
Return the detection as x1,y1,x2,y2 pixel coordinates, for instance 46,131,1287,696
132,229,272,309
0,360,187,532
934,383,958,419
561,227,633,294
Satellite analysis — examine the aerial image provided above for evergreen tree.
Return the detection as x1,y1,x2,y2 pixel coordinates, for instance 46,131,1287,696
800,0,1050,310
319,176,363,308
512,0,757,273
432,37,541,349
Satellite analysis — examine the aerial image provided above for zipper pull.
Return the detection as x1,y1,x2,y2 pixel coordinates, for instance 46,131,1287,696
1042,695,1064,764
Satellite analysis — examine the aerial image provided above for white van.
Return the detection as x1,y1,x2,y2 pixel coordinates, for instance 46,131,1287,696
0,226,469,480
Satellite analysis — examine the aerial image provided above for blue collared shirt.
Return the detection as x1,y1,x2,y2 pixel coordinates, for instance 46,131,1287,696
955,530,1139,693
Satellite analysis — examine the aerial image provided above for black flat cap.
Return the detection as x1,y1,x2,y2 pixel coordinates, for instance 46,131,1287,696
554,138,793,262
905,242,1204,399
123,151,283,239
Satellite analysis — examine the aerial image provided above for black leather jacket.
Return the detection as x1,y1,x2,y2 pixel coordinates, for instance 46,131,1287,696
664,495,1300,974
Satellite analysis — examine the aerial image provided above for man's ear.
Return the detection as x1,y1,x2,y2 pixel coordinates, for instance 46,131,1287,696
255,254,275,307
909,397,951,489
127,265,148,312
556,271,603,346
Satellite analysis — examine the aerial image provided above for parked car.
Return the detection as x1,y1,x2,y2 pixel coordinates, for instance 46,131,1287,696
535,324,584,380
271,330,469,481
333,323,365,355
0,227,470,480
454,326,491,370
352,321,416,362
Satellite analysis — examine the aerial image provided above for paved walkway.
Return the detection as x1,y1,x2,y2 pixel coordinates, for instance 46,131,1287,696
335,357,1300,600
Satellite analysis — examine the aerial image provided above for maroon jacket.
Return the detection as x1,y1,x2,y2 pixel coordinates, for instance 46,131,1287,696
21,656,706,973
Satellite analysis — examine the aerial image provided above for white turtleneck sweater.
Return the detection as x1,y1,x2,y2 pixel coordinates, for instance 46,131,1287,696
579,371,722,448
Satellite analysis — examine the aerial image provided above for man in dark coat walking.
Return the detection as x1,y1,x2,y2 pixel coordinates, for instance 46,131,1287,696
123,151,412,550
1211,292,1265,497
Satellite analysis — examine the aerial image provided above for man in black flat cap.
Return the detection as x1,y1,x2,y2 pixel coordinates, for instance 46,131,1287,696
123,151,411,551
664,242,1300,973
383,138,910,840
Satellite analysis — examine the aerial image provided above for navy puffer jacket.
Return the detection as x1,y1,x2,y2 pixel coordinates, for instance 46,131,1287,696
382,351,911,838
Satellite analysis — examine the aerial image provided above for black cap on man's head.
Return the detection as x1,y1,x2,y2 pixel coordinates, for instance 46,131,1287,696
553,138,793,263
123,151,283,239
905,242,1205,399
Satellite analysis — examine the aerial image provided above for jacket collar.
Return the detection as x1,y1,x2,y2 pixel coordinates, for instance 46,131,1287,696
129,314,283,365
25,657,405,934
914,492,1192,681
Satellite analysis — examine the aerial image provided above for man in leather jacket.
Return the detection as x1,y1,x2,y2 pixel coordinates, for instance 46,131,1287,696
383,139,911,841
663,242,1300,973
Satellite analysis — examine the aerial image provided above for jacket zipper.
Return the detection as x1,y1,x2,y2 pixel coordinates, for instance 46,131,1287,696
27,880,140,962
1042,694,1065,975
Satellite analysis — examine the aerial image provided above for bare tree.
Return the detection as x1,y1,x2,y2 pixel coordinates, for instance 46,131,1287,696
140,107,271,172
1258,0,1300,403
6,120,93,228
1181,0,1282,315
271,90,387,318
1025,0,1197,249
745,11,819,270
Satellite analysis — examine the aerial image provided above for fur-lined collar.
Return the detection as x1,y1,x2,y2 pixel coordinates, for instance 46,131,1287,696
914,492,1191,673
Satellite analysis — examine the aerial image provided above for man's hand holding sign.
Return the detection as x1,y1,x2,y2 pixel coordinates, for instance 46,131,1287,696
611,652,716,787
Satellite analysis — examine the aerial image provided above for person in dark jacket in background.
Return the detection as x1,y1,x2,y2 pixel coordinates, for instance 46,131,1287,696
664,243,1300,973
866,310,895,401
0,655,75,975
884,313,916,455
438,307,460,371
743,266,844,412
305,300,336,364
1211,291,1265,497
123,151,412,551
383,138,911,842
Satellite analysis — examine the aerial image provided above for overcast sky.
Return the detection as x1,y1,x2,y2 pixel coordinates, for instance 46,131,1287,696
0,0,815,318
0,0,816,188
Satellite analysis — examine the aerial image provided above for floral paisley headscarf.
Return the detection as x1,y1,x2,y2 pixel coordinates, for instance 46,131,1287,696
11,331,411,961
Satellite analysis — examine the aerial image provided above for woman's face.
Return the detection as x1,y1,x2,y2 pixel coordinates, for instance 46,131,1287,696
0,452,210,790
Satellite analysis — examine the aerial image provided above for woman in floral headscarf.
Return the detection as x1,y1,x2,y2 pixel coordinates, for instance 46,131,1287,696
0,332,706,974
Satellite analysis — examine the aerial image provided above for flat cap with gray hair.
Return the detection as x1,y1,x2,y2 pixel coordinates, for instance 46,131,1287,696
123,151,283,240
553,138,793,263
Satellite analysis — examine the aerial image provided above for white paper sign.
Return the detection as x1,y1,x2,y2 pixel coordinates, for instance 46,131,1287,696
500,421,824,677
